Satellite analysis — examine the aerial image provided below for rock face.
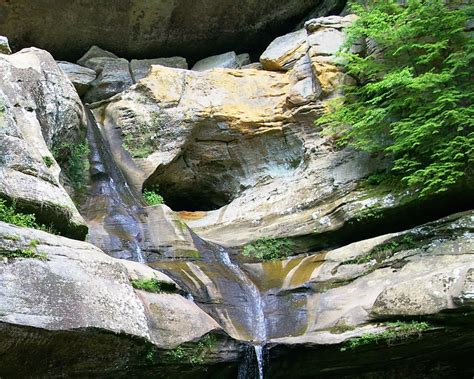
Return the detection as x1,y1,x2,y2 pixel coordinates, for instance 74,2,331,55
93,14,471,249
0,48,87,239
0,0,345,61
0,222,240,377
242,211,474,340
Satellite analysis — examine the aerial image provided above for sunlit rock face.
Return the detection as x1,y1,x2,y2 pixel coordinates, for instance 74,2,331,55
0,48,87,238
245,211,474,340
0,0,345,61
96,14,471,249
0,222,241,377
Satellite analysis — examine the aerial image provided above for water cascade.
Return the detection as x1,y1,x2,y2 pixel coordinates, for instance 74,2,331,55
83,107,268,375
83,108,147,262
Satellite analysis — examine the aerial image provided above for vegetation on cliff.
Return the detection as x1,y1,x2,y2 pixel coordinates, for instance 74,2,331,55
318,0,473,197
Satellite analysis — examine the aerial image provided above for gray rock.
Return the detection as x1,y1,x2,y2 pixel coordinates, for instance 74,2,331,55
242,62,264,70
295,0,347,29
76,45,133,102
80,51,133,103
260,29,308,71
76,45,118,66
236,53,251,67
192,51,239,71
130,57,188,82
0,36,11,55
0,222,236,375
57,61,97,96
0,48,87,239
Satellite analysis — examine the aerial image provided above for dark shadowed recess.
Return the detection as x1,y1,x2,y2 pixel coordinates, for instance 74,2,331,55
0,0,347,63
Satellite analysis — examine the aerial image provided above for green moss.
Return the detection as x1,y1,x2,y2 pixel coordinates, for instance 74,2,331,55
42,156,54,168
130,278,177,293
341,321,431,351
122,112,167,158
164,334,217,366
143,187,164,206
52,140,90,192
341,234,419,265
242,237,294,261
0,240,48,261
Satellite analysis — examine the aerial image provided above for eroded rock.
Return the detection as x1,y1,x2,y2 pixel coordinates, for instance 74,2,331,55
0,0,339,61
0,48,87,238
0,222,239,376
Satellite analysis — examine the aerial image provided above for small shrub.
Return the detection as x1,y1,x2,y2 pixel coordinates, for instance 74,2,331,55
52,140,90,191
0,199,57,234
0,240,48,261
165,334,217,366
242,237,294,261
341,321,431,351
130,278,177,293
42,156,54,168
143,187,164,206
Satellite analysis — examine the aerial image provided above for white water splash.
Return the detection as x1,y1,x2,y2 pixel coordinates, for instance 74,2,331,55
135,245,146,263
254,345,264,379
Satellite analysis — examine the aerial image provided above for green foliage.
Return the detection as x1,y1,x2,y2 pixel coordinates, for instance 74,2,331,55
242,237,294,261
42,156,54,168
342,234,417,265
341,321,430,351
143,187,164,206
165,335,217,365
130,278,177,293
0,199,57,233
0,239,48,261
53,141,90,191
317,0,474,198
122,112,165,158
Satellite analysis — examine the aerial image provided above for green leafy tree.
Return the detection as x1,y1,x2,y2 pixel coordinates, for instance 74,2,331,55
317,0,473,197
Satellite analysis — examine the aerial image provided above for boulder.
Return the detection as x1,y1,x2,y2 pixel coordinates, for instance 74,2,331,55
237,53,251,67
0,222,239,376
192,51,240,71
130,57,188,82
76,45,119,66
260,28,308,71
0,36,11,55
0,0,340,61
0,47,87,239
78,46,133,103
57,61,97,96
242,211,474,339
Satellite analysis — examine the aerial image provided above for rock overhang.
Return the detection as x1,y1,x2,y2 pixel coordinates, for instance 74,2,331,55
0,0,346,62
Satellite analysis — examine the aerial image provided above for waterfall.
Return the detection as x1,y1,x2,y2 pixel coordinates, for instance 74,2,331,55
254,345,264,379
83,107,269,376
217,246,267,378
216,246,267,343
83,107,147,263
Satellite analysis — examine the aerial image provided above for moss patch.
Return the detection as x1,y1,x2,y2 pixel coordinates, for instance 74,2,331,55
130,278,177,293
